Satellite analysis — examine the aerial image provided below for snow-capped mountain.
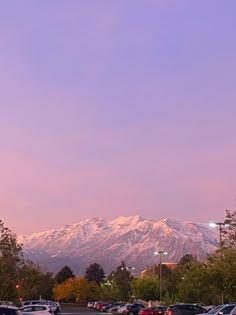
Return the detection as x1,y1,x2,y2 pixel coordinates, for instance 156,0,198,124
18,216,219,275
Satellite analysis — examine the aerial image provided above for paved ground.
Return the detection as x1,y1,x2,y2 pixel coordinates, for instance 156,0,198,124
60,306,106,315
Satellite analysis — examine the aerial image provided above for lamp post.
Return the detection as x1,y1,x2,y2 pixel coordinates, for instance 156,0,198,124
209,222,229,247
154,250,168,303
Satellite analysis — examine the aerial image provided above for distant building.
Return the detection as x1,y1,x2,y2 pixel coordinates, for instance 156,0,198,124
140,262,177,278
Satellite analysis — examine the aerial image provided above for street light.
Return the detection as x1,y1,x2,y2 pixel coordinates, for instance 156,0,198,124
154,250,168,303
209,222,230,247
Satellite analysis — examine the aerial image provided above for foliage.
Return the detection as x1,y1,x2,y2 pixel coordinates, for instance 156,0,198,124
131,277,159,301
111,261,133,301
55,265,75,284
53,277,99,302
84,262,105,286
205,247,236,304
222,209,236,248
18,261,55,300
0,219,24,301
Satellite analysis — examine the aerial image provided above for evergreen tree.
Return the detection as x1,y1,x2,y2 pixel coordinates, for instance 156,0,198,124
84,262,105,286
222,209,236,248
112,261,133,301
55,265,75,284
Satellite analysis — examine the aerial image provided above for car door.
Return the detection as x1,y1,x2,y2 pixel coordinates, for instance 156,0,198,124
21,306,34,315
32,306,48,315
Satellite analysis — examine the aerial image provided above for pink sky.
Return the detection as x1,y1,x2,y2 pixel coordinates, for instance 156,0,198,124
0,1,236,235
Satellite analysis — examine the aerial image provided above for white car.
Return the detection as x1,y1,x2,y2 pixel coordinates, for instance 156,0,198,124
20,305,53,315
202,304,236,315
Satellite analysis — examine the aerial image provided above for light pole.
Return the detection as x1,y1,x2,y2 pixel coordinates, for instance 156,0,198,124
154,250,168,303
209,222,229,247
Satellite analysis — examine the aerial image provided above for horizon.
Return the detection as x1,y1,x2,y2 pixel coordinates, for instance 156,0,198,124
1,1,236,235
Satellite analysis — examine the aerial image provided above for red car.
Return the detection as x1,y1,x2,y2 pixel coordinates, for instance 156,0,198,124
139,307,167,315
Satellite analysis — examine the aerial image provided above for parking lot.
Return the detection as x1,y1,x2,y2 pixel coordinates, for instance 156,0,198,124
60,305,106,315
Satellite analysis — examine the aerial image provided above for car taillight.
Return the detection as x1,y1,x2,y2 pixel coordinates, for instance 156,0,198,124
167,311,173,315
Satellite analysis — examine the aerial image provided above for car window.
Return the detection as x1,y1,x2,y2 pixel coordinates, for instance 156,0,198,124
175,305,190,310
33,307,45,311
221,306,236,314
208,306,223,314
22,307,33,312
23,303,31,306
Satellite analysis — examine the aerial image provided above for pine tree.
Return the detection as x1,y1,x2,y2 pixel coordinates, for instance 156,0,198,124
84,262,105,286
55,265,75,284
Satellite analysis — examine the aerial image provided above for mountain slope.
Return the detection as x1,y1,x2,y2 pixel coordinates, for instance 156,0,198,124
19,216,219,275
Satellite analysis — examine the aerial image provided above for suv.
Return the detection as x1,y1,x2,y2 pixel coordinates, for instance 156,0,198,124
0,306,22,315
166,304,206,315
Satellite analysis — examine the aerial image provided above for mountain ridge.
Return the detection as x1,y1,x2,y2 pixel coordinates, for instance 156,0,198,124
18,215,219,275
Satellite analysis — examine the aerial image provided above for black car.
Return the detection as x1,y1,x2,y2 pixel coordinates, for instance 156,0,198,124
0,306,22,315
166,304,206,315
123,304,145,315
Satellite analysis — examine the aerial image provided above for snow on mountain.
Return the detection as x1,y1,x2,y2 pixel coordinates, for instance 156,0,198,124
19,216,219,275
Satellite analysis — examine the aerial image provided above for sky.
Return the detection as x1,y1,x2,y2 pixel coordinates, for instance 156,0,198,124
0,1,236,235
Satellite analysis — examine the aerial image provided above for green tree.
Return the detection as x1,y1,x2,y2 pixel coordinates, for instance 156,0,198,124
205,247,236,304
55,265,75,284
112,261,133,301
84,262,105,286
18,261,55,300
132,277,159,301
0,219,24,301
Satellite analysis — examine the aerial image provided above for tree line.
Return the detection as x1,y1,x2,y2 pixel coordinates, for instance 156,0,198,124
0,210,236,305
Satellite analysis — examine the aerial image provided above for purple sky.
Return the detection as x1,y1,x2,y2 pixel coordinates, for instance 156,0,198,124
1,1,236,235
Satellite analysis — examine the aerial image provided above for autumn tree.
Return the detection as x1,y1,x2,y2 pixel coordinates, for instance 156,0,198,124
55,265,75,284
84,263,105,286
53,277,99,302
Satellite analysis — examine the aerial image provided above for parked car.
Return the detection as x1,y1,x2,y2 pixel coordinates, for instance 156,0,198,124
107,303,125,313
87,302,94,308
20,305,53,315
139,307,167,315
165,304,206,315
203,304,236,315
22,301,59,314
0,305,22,315
122,304,145,315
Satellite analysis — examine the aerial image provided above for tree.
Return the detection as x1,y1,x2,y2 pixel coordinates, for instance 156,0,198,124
222,209,236,248
205,247,236,304
84,263,105,286
53,277,99,302
55,265,75,284
18,261,55,300
111,261,133,301
0,219,24,301
132,277,159,301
